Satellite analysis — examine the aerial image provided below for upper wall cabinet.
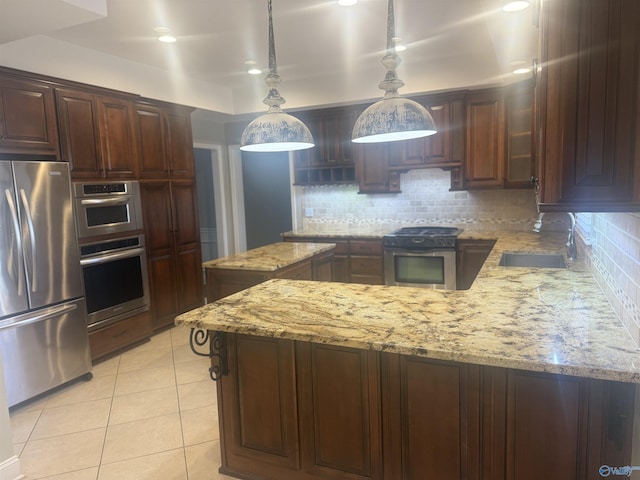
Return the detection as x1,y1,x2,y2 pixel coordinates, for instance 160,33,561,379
134,100,195,179
293,106,360,186
536,0,640,212
356,93,465,194
0,74,59,158
463,80,534,190
56,88,139,179
389,93,465,169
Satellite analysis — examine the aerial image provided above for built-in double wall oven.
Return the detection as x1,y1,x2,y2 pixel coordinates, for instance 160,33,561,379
74,181,149,330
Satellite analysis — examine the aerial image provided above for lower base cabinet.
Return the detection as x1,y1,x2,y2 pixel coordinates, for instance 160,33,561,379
215,333,635,480
88,311,152,361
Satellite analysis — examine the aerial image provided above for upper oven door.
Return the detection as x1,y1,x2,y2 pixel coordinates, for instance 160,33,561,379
74,181,143,239
384,248,457,290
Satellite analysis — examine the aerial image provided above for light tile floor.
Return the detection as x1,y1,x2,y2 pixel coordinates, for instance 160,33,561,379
9,326,235,480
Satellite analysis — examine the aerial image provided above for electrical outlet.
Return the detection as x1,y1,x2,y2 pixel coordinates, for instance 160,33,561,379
305,207,314,217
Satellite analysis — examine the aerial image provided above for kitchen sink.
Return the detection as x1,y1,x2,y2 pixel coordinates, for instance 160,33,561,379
498,252,567,268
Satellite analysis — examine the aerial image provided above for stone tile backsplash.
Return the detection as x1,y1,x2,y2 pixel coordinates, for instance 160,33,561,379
299,168,568,232
585,213,640,347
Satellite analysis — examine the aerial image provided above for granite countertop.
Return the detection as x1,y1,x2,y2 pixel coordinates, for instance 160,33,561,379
178,231,640,384
202,242,336,272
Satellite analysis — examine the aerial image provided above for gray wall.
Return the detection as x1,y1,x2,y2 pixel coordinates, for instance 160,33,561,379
241,152,292,250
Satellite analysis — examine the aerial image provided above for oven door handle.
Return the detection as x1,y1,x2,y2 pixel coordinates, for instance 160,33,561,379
80,247,145,266
80,197,130,206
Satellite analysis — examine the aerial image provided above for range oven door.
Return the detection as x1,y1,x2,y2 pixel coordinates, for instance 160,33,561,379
384,248,457,290
80,235,150,330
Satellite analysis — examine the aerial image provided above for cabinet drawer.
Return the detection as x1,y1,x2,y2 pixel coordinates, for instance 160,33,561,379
350,240,383,256
350,256,384,276
88,311,152,361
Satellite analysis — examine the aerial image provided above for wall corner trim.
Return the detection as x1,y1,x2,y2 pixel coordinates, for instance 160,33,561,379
0,455,25,480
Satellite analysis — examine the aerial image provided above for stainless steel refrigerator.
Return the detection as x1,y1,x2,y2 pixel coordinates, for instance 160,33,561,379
0,161,91,408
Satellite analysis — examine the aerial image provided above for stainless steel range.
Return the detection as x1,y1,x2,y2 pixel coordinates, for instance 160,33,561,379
383,226,463,290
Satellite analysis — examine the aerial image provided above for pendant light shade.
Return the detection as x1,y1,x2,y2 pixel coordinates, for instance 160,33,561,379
352,0,436,144
240,0,314,152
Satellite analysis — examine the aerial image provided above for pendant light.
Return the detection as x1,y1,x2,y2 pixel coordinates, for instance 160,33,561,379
240,0,314,152
352,0,436,143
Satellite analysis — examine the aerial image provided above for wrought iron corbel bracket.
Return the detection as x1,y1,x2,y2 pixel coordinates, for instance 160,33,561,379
189,329,228,382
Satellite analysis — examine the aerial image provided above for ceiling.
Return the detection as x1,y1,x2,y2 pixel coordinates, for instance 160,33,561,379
1,0,538,115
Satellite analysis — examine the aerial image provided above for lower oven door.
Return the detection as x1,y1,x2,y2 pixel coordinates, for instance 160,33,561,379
80,236,150,331
384,248,457,290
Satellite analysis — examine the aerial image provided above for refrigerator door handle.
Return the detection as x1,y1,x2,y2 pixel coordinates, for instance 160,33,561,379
19,188,38,293
4,188,25,296
0,302,78,332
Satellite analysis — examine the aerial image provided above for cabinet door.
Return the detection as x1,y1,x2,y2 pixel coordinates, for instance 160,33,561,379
505,81,535,188
537,0,640,210
392,102,450,167
146,254,179,331
140,181,174,255
297,342,382,480
465,89,505,189
56,88,103,178
166,109,195,177
505,370,590,480
381,353,479,480
97,96,138,178
355,143,401,193
135,103,169,178
171,180,203,313
0,75,59,156
218,334,300,477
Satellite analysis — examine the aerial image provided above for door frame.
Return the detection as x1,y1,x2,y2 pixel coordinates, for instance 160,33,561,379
193,143,233,258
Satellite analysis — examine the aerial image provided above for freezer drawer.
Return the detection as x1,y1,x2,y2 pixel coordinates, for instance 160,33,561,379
0,298,92,407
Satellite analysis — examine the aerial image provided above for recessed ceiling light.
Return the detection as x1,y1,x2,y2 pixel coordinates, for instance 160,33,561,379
158,35,177,43
153,26,171,34
392,37,406,52
338,0,358,6
245,61,262,75
502,1,530,12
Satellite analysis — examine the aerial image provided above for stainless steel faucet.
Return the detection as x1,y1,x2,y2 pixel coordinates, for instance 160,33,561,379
532,212,544,233
532,212,577,260
566,212,577,260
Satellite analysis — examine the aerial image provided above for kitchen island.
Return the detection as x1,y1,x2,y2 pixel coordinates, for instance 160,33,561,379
203,242,335,302
176,231,640,480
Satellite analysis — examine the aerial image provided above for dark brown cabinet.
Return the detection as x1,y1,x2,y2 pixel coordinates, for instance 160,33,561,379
283,236,383,284
355,93,465,194
141,180,203,331
464,88,506,189
456,239,496,290
214,334,636,480
218,334,381,480
536,0,640,211
218,334,301,478
135,100,195,178
56,88,139,179
293,106,358,186
381,354,477,479
355,143,402,194
0,74,59,157
389,94,464,169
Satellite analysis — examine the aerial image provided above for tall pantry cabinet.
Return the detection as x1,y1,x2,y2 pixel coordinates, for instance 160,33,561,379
136,100,203,331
